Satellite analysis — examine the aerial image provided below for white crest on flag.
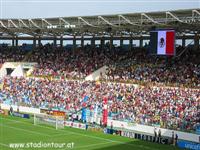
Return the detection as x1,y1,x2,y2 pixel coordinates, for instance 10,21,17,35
104,105,107,110
157,31,167,55
159,37,165,48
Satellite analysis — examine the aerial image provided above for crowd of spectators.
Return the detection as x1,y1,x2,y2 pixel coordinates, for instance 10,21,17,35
101,47,200,88
0,44,27,63
27,44,110,79
0,43,199,133
0,43,199,88
0,76,199,132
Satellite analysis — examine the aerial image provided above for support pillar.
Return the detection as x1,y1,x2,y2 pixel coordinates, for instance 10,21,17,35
129,36,133,51
182,35,186,47
81,35,84,48
60,36,63,48
38,37,41,47
12,38,15,47
91,35,95,49
15,38,18,46
194,34,199,51
33,37,36,49
53,37,57,47
110,35,113,50
101,37,105,50
120,37,123,48
139,38,143,48
73,35,76,51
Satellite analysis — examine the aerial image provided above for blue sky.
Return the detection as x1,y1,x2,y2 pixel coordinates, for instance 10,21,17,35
0,0,199,19
0,0,198,45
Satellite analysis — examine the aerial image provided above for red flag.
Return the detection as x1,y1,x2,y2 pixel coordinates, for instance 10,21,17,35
102,97,108,126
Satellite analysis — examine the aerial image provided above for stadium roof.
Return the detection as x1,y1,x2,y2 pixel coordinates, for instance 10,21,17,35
0,8,200,37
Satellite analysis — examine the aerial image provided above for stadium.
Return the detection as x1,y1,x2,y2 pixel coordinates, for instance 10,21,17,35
0,1,200,150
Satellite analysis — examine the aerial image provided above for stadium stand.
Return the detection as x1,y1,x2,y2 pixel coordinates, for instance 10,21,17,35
0,9,199,149
1,72,199,133
101,46,200,88
27,44,110,79
0,43,199,134
0,45,28,63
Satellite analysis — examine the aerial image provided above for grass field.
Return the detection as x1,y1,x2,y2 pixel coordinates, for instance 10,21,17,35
0,115,180,150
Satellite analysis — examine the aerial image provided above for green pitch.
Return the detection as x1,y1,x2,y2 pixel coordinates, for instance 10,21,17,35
0,115,180,150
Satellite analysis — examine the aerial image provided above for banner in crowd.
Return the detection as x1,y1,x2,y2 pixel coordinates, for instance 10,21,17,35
120,131,170,145
81,95,89,122
121,131,135,138
12,112,30,119
102,97,108,126
40,108,49,114
88,126,103,132
196,125,200,135
177,140,200,150
65,121,86,130
93,104,98,123
52,110,66,117
0,109,9,116
150,30,175,56
40,108,65,117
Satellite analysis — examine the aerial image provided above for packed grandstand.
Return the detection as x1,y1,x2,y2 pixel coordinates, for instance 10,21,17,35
0,8,200,150
0,42,200,132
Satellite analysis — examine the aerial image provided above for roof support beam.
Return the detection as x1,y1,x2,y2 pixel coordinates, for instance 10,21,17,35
42,18,52,27
59,18,71,26
8,20,18,28
141,13,160,24
166,11,184,23
118,15,140,26
192,10,200,22
28,19,40,29
78,17,97,27
18,19,29,28
98,16,118,27
0,21,7,28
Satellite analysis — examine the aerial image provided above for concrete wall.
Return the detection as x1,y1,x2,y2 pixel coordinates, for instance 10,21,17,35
107,119,200,143
85,65,108,81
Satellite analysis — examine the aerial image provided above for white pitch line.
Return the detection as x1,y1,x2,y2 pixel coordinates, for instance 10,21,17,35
1,117,115,142
1,119,72,137
51,133,73,137
0,123,51,137
0,117,158,150
0,142,9,147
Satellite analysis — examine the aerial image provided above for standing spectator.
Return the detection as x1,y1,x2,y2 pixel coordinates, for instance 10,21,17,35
172,131,174,145
154,127,157,142
175,134,178,146
111,121,113,129
158,129,161,138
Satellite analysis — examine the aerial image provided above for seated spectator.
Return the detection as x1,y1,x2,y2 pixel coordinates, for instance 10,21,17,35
1,76,199,133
